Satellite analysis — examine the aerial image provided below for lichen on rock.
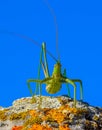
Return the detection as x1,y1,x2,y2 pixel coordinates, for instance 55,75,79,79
0,96,102,130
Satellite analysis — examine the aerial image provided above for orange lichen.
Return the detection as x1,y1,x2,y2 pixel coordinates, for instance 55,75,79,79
43,105,78,124
28,124,52,130
59,105,78,114
11,104,85,130
12,125,23,130
59,124,71,130
29,110,39,117
46,109,65,124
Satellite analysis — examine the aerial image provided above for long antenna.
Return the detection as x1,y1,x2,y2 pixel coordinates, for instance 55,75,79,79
1,31,58,62
44,0,60,62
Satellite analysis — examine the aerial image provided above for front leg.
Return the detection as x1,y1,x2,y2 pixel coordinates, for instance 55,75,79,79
62,69,71,97
71,79,83,101
27,79,42,103
27,79,42,95
61,78,77,107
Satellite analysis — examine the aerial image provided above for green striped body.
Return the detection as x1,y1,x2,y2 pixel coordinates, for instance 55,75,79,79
46,79,62,94
46,62,62,94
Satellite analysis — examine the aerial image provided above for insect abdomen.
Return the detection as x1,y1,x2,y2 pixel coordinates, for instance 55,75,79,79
46,82,61,94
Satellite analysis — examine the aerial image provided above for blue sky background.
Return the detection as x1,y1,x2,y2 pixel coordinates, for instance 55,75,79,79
0,0,102,107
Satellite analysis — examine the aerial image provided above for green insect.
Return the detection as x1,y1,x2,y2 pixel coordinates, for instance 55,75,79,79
27,42,83,107
3,0,83,107
27,0,83,107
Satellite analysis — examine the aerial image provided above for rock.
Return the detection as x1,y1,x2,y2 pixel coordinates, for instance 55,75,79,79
0,96,102,130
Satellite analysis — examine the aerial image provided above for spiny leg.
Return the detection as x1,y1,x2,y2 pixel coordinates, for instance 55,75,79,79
28,44,43,102
62,78,77,107
35,43,43,97
29,43,49,100
63,69,71,97
27,79,42,103
27,81,34,97
27,42,50,103
38,83,43,108
42,42,50,78
38,42,50,103
27,77,52,107
40,77,52,84
26,43,43,99
71,79,83,101
32,42,50,96
37,42,50,97
27,81,36,103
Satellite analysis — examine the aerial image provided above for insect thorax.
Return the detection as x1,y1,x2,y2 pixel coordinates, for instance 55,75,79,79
46,62,62,94
52,62,62,77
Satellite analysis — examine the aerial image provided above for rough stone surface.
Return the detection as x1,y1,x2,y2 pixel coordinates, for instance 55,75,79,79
0,95,102,130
